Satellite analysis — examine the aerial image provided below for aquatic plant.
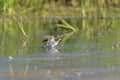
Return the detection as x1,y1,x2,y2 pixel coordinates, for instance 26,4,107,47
14,16,27,38
56,17,79,32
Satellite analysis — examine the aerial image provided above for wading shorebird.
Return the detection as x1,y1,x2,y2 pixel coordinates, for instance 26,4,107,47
42,36,61,48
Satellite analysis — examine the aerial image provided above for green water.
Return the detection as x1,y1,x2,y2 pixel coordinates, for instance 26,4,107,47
0,18,120,80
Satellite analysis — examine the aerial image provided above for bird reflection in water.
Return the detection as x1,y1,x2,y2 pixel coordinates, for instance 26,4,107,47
47,47,59,54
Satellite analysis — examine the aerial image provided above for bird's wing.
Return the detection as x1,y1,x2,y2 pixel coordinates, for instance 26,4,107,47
42,36,54,42
42,36,54,39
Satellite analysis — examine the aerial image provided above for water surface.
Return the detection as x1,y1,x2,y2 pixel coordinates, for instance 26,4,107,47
0,19,120,80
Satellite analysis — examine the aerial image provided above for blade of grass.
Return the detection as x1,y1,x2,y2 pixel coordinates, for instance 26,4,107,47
13,16,27,38
56,17,78,32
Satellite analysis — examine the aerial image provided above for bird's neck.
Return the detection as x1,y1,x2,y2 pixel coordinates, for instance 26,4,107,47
51,38,55,41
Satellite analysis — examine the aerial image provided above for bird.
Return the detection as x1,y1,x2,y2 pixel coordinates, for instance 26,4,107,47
42,36,61,48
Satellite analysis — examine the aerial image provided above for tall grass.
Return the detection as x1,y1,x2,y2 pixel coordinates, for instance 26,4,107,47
56,17,78,32
2,0,16,15
0,0,119,16
13,16,27,38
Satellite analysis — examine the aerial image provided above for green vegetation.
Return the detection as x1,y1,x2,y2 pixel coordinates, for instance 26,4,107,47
0,0,120,33
56,17,78,32
0,0,120,17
